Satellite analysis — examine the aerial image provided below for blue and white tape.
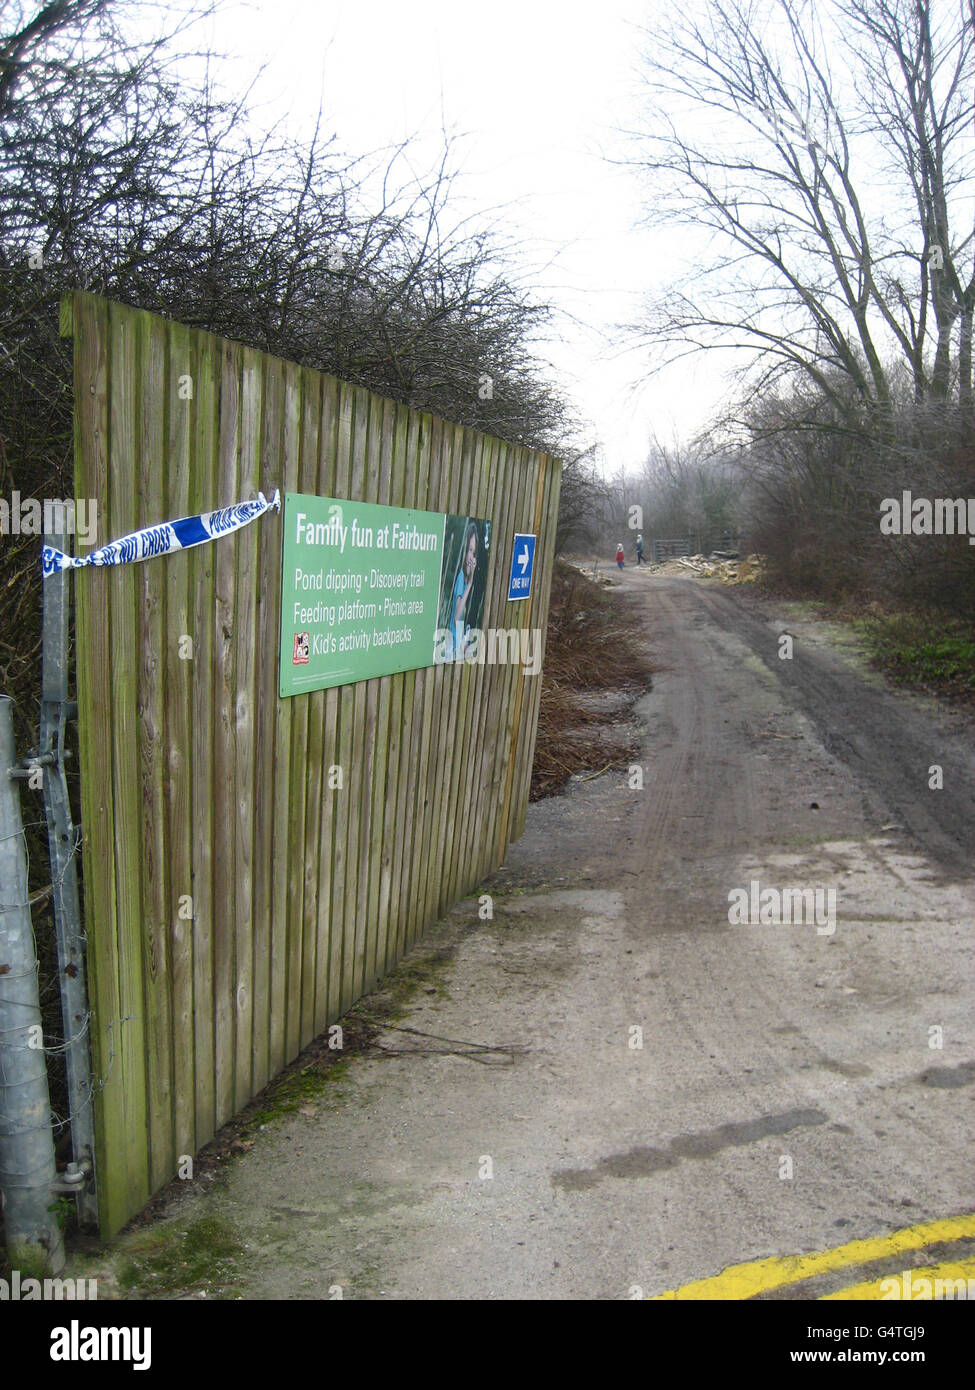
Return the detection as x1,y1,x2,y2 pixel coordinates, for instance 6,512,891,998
42,490,280,575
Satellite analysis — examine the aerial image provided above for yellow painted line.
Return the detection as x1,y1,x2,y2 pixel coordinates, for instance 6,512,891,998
648,1212,975,1300
822,1257,975,1301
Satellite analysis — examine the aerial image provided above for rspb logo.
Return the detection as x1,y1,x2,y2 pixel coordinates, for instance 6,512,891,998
293,632,310,665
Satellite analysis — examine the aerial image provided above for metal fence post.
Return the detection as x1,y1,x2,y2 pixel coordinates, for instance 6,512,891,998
0,695,65,1274
40,506,97,1227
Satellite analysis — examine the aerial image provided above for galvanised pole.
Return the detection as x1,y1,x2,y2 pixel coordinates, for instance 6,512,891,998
0,695,65,1274
40,507,97,1227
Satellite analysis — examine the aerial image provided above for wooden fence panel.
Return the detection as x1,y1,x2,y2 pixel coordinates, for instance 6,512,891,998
65,292,560,1235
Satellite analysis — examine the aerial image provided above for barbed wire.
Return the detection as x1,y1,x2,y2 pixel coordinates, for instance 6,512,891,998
0,1005,119,1163
1,784,107,1167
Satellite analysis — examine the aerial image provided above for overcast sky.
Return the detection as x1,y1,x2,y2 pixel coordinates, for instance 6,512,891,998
197,0,729,473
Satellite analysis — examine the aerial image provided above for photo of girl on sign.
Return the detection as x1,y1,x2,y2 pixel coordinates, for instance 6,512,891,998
435,514,490,662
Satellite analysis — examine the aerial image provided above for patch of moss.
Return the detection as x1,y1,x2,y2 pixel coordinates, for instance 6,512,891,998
360,950,454,1022
4,1242,51,1282
117,1215,244,1298
246,1059,351,1129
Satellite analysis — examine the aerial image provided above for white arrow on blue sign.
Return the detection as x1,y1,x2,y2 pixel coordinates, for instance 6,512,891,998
507,533,536,601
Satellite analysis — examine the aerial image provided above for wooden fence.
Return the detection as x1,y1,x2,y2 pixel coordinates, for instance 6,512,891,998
63,291,561,1236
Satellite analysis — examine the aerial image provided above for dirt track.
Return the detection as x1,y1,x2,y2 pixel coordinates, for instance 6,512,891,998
90,570,975,1299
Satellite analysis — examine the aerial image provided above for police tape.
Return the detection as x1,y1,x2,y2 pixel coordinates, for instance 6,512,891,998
41,490,281,575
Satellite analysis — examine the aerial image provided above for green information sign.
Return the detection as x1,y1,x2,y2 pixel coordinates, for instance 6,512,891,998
279,493,491,695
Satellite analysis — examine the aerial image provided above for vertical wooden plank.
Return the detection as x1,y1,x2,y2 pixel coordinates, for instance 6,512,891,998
165,316,195,1163
351,391,382,996
440,433,478,913
138,307,174,1191
328,380,356,1017
266,353,293,1081
297,369,324,1048
71,293,127,1235
475,434,508,880
231,347,262,1110
450,429,483,903
469,437,507,886
415,418,456,942
344,386,370,1002
386,405,426,966
398,413,427,962
352,692,378,995
407,408,434,938
417,419,453,938
249,356,279,1094
313,374,340,1032
188,326,218,1148
363,395,397,991
282,362,307,1067
421,423,467,928
106,298,150,1221
211,335,241,1126
461,433,500,890
424,417,464,934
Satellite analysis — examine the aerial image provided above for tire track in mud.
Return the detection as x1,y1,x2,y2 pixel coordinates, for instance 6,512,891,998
620,582,761,878
685,581,975,877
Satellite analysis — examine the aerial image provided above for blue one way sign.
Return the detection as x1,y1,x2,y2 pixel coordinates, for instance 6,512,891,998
507,533,536,601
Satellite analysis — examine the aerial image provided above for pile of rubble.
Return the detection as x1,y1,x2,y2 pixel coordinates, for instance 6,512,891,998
667,553,766,584
562,554,766,586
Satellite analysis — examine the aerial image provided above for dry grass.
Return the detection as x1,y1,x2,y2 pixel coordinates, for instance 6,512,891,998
530,561,655,800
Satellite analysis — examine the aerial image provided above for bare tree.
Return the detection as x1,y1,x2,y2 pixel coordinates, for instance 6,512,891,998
626,0,974,412
0,0,579,515
0,1,114,113
554,443,605,551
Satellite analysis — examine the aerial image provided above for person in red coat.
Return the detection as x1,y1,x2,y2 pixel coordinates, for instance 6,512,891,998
615,543,625,569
